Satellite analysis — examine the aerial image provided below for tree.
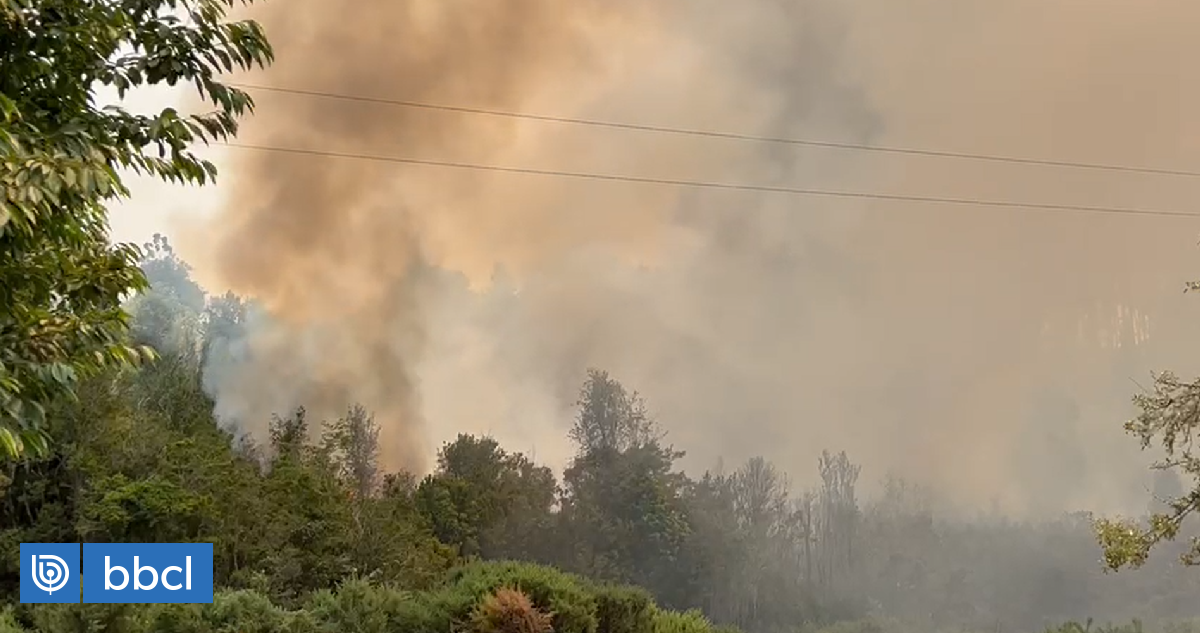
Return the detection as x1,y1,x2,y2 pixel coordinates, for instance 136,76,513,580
1094,370,1200,570
0,0,273,458
127,234,205,348
559,371,690,592
569,368,661,455
415,434,557,560
322,404,381,500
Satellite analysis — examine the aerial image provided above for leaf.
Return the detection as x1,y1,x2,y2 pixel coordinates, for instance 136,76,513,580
0,0,273,454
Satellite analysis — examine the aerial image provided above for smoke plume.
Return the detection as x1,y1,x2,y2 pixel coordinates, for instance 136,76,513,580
186,0,1200,513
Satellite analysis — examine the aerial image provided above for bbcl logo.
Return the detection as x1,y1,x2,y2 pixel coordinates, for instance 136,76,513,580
32,554,71,594
104,555,196,592
83,543,214,603
20,544,80,604
20,542,213,603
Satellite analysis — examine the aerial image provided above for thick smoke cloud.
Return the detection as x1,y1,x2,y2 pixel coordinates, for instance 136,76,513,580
187,0,1200,514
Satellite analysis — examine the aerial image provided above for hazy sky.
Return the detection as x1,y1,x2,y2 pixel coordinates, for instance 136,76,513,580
106,0,1200,518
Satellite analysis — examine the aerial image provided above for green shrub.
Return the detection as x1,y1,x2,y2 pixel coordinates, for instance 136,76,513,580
652,609,714,633
134,603,207,633
387,588,464,633
201,589,312,633
591,583,655,633
303,578,438,633
22,603,143,633
4,562,734,633
301,577,469,633
0,607,26,633
446,561,598,633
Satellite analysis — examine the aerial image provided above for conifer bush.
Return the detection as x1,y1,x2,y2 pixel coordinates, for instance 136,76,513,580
469,587,554,633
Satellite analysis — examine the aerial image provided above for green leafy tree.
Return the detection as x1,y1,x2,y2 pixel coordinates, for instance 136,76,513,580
558,370,691,592
0,0,273,458
1094,369,1200,570
127,233,207,355
416,434,557,560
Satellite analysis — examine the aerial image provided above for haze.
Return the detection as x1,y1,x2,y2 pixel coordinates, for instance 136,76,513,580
154,0,1200,518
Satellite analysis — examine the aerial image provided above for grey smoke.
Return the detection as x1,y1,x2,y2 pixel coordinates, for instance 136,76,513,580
181,0,1200,516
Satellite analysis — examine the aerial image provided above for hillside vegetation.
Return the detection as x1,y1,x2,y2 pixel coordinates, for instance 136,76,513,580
2,242,1200,632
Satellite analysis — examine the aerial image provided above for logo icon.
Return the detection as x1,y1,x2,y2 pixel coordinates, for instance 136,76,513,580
20,543,80,603
82,543,213,603
32,554,70,593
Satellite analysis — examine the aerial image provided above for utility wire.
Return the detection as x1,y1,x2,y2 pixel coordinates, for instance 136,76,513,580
223,142,1200,220
231,83,1200,179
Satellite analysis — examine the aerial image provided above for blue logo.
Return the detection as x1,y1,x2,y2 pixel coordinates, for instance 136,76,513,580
81,543,214,603
20,543,81,603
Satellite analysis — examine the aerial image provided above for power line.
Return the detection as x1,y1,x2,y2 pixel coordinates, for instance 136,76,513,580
223,141,1200,220
231,83,1200,179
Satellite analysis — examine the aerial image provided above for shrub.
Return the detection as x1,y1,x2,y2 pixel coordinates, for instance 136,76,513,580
22,603,142,633
6,562,732,633
591,583,655,633
446,561,598,633
652,609,714,633
304,578,455,633
0,607,26,633
469,586,554,633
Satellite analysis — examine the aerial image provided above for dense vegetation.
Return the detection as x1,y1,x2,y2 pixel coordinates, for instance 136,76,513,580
1,242,1199,633
0,560,740,633
0,0,271,457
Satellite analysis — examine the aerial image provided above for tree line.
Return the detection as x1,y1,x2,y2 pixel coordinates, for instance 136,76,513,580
2,242,1199,633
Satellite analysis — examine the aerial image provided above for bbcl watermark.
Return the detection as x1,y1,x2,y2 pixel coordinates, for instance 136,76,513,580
20,543,81,604
83,543,214,603
20,542,213,603
104,554,196,592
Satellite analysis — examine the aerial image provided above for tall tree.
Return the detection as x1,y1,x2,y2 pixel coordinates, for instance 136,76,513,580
323,404,381,500
127,233,206,355
0,0,272,457
559,370,690,592
569,368,661,455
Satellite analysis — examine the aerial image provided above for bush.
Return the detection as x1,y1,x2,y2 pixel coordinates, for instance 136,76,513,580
21,603,141,633
302,578,464,633
652,609,715,633
469,587,553,633
446,561,598,633
591,583,655,633
139,589,311,633
6,561,729,633
0,607,26,633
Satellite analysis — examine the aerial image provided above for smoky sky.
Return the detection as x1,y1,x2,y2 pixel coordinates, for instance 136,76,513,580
183,0,1200,515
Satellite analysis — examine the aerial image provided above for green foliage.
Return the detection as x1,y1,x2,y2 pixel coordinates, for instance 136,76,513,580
0,607,23,633
0,348,450,607
552,369,694,595
3,244,1200,632
77,473,211,542
1094,369,1200,571
591,583,656,633
652,609,716,633
447,561,599,633
416,434,557,560
0,562,740,633
0,0,273,458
